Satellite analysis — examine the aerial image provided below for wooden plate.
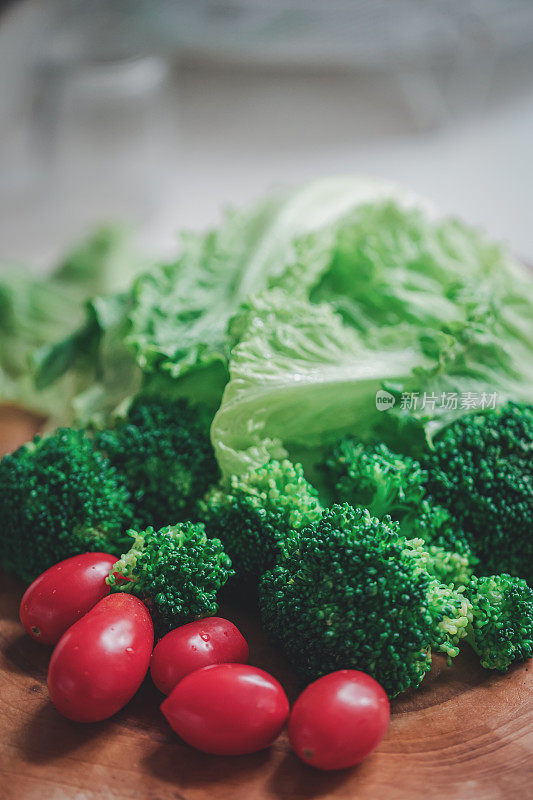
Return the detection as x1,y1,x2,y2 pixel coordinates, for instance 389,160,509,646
0,410,531,800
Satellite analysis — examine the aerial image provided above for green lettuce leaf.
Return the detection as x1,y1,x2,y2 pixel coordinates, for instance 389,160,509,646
211,290,424,480
30,180,532,444
309,200,531,333
36,294,229,427
212,261,533,482
305,201,533,436
0,227,142,422
127,177,419,378
33,178,425,424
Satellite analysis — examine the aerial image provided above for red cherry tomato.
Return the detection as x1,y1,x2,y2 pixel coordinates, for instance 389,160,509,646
150,617,249,694
20,552,116,645
161,663,289,755
288,670,390,770
48,594,153,722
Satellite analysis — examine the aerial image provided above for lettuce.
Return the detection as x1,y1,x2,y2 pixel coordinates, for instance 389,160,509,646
306,202,533,438
309,200,531,333
212,200,533,480
211,290,424,480
36,177,420,424
0,227,142,423
30,179,533,452
35,295,229,427
127,177,421,378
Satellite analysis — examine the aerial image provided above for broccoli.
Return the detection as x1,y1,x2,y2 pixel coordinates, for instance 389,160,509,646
95,397,219,530
107,522,233,632
421,540,473,588
199,460,323,585
464,574,533,671
259,504,472,697
322,439,427,518
321,438,475,585
424,402,533,583
408,503,475,586
0,428,133,582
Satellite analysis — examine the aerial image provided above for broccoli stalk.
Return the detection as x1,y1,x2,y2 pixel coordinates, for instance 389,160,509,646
107,523,233,632
0,428,133,582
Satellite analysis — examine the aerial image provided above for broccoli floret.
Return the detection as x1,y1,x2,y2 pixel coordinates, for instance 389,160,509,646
407,503,476,586
464,574,533,671
200,496,294,588
199,460,322,585
424,402,533,583
421,541,473,588
259,504,471,697
95,397,219,529
322,439,427,518
0,428,133,582
107,523,233,632
321,438,474,585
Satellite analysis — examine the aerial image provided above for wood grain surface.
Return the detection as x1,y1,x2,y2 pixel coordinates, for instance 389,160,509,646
0,411,531,800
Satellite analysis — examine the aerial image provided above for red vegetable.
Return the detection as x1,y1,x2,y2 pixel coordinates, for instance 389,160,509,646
20,552,116,645
288,670,390,770
161,663,289,755
48,594,153,722
150,617,249,694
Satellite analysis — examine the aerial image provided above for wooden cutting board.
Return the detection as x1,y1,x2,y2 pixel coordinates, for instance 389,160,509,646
0,408,531,800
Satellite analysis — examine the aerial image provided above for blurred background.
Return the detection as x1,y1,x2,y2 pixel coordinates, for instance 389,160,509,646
1,0,533,268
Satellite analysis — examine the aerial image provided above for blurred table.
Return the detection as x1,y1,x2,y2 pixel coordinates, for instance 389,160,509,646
0,0,533,269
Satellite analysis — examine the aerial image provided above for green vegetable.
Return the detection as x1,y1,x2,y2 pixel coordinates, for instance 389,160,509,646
259,504,472,697
107,524,233,632
0,428,133,582
212,289,421,481
199,460,322,585
424,402,533,583
309,200,523,332
464,574,533,671
321,438,426,518
214,259,533,480
320,438,475,585
34,292,143,428
34,183,533,441
0,227,141,422
128,177,411,379
95,397,219,530
308,201,533,434
32,180,425,427
3,178,530,690
210,193,532,480
407,504,474,587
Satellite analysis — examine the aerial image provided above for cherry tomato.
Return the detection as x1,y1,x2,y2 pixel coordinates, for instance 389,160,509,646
20,552,116,645
48,594,153,722
150,617,249,694
288,670,390,770
161,663,289,755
